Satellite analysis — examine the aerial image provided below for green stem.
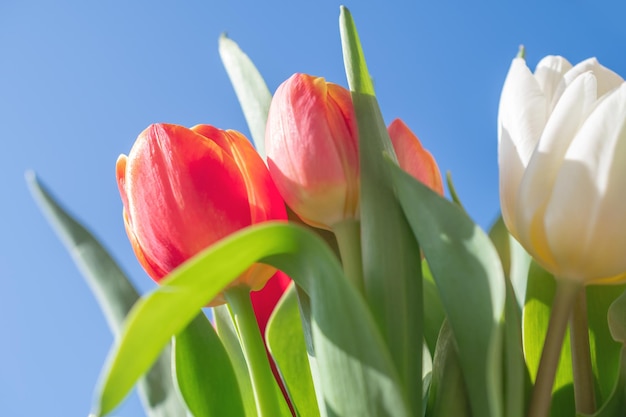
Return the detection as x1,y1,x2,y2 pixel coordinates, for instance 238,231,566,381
570,288,596,414
225,286,284,417
527,278,582,417
332,219,364,293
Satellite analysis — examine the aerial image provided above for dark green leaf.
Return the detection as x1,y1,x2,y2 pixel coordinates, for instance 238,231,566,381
26,172,187,417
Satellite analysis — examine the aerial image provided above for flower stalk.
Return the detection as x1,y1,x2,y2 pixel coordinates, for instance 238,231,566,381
527,279,582,417
570,289,596,414
225,286,286,417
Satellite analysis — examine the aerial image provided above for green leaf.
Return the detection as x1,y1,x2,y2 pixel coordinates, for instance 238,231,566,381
219,33,272,157
580,349,626,417
213,305,258,417
426,320,471,417
422,262,445,356
266,283,319,417
586,284,625,405
488,216,531,310
92,222,410,417
26,172,187,417
580,290,626,416
173,312,245,417
502,278,529,417
387,160,505,417
488,217,530,417
340,8,423,415
445,171,466,213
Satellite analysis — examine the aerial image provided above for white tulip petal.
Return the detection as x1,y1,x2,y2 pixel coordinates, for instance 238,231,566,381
553,58,624,109
545,83,626,281
498,58,548,237
533,55,572,110
515,72,598,270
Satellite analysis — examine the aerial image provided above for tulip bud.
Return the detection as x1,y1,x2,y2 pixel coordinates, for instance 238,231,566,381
266,73,359,230
387,118,444,196
266,74,444,230
498,55,626,284
116,123,287,305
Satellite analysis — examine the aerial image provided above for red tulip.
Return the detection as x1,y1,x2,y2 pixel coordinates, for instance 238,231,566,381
116,123,287,306
266,73,359,230
387,118,444,195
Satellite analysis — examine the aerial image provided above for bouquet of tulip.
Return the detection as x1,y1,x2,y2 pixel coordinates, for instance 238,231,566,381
28,6,626,417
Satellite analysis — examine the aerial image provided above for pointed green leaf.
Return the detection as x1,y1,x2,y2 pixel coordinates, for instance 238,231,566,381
219,34,272,157
92,222,410,417
26,172,187,417
173,312,245,417
340,8,423,415
266,283,319,417
387,160,505,417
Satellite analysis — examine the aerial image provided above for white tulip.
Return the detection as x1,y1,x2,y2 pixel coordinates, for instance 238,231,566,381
498,54,626,284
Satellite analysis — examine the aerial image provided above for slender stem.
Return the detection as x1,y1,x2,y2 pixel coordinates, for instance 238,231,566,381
225,286,284,417
332,219,364,293
570,288,596,414
527,278,582,417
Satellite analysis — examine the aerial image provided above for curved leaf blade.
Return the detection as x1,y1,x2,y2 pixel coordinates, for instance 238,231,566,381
387,160,506,417
92,222,410,417
26,172,187,417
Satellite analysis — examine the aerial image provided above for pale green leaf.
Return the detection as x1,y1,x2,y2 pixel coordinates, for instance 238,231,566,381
219,34,272,158
26,172,187,417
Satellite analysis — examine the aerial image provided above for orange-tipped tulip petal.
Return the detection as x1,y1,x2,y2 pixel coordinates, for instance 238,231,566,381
387,118,444,196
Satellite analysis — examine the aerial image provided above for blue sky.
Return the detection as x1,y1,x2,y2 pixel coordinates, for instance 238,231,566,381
2,0,626,416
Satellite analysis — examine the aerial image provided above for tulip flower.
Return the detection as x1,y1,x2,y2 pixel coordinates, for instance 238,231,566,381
498,55,626,284
266,73,444,230
116,123,288,306
499,54,626,417
266,73,359,230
